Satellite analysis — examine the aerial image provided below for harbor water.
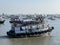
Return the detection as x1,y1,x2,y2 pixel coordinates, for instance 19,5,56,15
0,18,60,45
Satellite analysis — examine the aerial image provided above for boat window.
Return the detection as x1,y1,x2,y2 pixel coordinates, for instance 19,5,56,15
20,27,23,31
16,24,20,27
22,26,26,30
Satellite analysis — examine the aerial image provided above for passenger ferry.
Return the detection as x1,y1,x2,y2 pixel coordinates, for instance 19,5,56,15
7,15,54,38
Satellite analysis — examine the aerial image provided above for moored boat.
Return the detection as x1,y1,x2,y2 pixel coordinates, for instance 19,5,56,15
0,16,5,24
9,16,20,23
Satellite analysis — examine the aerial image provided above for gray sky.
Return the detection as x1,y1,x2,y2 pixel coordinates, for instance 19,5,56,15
0,0,60,14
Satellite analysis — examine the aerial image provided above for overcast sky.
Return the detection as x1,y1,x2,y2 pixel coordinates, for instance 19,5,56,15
0,0,60,14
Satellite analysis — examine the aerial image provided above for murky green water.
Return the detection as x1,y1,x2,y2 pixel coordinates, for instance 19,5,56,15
0,19,60,45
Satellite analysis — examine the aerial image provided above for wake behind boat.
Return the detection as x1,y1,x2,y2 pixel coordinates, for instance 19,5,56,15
7,15,54,38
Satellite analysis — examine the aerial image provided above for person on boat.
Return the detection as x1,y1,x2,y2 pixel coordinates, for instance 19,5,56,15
14,18,20,23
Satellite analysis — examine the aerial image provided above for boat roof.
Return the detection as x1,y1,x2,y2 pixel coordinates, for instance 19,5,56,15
11,16,44,25
12,19,43,26
23,19,35,22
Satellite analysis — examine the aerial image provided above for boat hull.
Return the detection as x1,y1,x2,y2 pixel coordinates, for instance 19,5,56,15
9,21,21,23
9,21,12,23
0,20,5,24
7,27,54,38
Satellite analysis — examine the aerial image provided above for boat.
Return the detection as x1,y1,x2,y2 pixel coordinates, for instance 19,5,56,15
48,17,55,20
0,16,5,24
9,16,20,23
7,16,54,38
